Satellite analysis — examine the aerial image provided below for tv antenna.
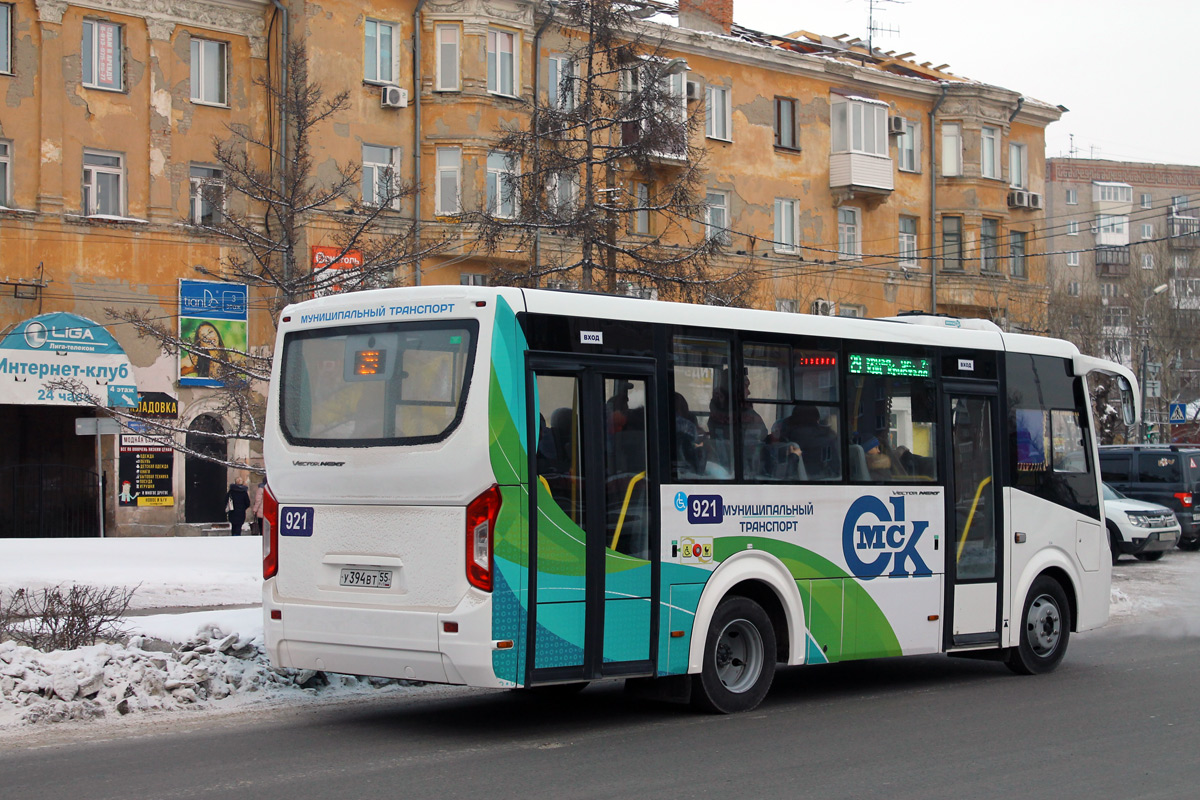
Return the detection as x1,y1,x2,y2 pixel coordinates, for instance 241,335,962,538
867,0,904,58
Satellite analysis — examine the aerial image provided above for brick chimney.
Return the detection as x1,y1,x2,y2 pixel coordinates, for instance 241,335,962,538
678,0,733,35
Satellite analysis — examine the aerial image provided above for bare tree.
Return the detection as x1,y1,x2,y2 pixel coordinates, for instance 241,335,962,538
469,0,754,305
51,43,445,470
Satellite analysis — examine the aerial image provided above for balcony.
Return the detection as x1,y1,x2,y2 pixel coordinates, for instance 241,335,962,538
1169,215,1200,248
1095,246,1131,276
829,152,894,195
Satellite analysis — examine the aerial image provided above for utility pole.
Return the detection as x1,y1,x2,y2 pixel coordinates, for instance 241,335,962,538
1139,283,1169,443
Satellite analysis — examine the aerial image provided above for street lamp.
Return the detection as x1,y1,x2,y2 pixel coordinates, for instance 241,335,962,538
1139,282,1170,443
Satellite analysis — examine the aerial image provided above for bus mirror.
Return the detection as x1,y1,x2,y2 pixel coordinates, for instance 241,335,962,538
1117,376,1137,427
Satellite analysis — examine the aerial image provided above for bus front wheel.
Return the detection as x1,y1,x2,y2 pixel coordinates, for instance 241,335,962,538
1006,576,1070,676
692,596,776,714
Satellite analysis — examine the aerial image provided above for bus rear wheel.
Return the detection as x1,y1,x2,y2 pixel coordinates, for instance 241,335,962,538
692,596,776,714
1006,576,1070,675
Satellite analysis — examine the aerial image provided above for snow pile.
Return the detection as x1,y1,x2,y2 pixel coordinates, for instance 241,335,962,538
0,623,413,728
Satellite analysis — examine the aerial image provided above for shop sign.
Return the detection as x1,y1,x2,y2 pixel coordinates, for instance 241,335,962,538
0,312,138,407
118,434,175,507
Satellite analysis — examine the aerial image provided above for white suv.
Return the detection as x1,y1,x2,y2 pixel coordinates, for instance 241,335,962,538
1103,483,1181,564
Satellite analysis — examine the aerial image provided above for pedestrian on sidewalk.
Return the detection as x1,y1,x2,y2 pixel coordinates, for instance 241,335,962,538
225,477,251,536
251,477,267,536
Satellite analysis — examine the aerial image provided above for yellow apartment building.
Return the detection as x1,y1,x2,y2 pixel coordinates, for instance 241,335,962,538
0,0,1059,535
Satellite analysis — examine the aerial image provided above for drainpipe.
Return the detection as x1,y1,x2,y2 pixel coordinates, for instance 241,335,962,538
531,2,559,283
1008,95,1025,123
928,81,948,314
272,0,290,294
412,0,431,285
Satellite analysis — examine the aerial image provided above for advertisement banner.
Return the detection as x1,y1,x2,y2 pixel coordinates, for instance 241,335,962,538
0,312,137,407
311,245,364,297
118,434,175,507
179,280,248,388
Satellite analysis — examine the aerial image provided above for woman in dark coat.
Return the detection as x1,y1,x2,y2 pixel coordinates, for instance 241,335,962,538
226,477,251,536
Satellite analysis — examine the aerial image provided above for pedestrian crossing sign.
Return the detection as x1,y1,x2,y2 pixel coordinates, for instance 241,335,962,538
1170,403,1187,424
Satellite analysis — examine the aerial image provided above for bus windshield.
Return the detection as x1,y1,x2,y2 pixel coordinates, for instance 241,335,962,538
280,320,478,446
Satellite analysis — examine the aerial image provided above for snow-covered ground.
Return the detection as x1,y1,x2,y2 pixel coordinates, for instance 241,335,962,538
1,537,1197,735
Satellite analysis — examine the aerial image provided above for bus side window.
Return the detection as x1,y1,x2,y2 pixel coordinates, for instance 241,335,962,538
671,334,733,480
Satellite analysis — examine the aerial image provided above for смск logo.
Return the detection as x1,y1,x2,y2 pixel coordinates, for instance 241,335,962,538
842,495,931,579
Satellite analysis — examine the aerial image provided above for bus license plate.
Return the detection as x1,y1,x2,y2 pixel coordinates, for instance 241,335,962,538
339,568,392,589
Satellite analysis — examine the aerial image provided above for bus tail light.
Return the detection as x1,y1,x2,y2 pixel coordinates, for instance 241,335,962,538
263,484,280,579
1176,492,1194,509
466,485,501,592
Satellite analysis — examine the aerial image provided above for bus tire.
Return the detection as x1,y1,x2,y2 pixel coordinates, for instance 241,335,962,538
692,596,776,714
1006,575,1070,676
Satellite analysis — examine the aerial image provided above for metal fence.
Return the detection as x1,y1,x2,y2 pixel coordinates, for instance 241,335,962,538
0,464,101,538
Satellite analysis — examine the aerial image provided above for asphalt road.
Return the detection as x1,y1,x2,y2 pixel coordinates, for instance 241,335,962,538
3,614,1198,800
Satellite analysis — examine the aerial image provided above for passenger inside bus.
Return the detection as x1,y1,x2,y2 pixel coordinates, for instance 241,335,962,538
771,405,840,480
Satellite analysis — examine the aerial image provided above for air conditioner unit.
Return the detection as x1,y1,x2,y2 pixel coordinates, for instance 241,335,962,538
1007,190,1030,208
685,80,701,101
381,85,408,109
811,299,835,316
1027,192,1044,210
887,116,906,135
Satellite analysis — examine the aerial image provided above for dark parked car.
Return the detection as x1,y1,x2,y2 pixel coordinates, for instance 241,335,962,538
1098,445,1200,551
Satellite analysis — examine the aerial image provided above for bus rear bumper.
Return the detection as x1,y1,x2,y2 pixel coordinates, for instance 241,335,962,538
263,584,508,689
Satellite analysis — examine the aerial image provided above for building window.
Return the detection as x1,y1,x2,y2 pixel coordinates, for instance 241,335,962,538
1009,142,1026,188
486,152,517,218
774,198,797,253
436,25,459,91
1067,282,1080,297
190,38,227,106
942,216,963,269
1,4,11,74
981,218,1000,271
546,170,577,216
1141,193,1152,209
941,122,961,176
899,215,918,267
435,147,460,216
1010,230,1027,278
1173,195,1190,211
898,120,920,172
838,304,865,318
838,207,861,259
1067,251,1080,267
981,126,1000,179
364,19,396,84
1142,253,1155,270
189,165,224,226
0,140,9,208
487,28,517,97
548,55,575,111
1143,223,1154,239
774,97,798,149
362,145,399,208
831,96,888,156
1067,220,1079,236
1066,189,1077,205
1174,253,1189,270
82,19,122,91
705,191,730,245
633,181,651,235
1100,282,1119,299
705,85,731,141
460,272,487,286
82,150,124,216
776,298,799,313
1094,182,1133,203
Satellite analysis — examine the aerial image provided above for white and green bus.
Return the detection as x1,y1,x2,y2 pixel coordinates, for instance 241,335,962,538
262,286,1138,712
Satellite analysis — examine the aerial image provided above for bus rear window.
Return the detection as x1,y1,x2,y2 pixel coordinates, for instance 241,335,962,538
280,321,477,446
